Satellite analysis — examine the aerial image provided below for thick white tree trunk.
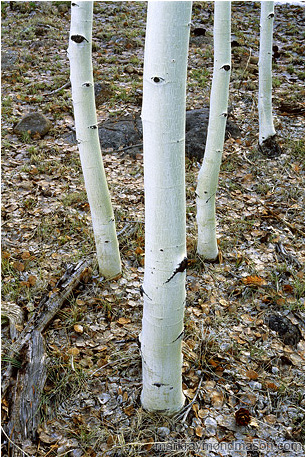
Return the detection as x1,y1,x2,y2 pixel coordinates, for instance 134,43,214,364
140,1,192,415
68,1,121,279
196,2,231,260
258,1,276,146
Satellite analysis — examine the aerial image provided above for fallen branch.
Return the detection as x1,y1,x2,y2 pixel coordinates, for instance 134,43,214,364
44,80,71,96
173,376,203,422
2,259,92,456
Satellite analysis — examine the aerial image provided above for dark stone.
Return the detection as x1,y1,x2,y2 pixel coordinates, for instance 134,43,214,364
193,27,206,36
185,108,241,160
14,112,52,137
266,313,302,347
258,135,282,158
94,82,113,106
1,50,18,71
63,107,241,160
98,116,142,151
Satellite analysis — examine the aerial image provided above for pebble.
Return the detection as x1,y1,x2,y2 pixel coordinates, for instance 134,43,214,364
249,381,262,390
204,416,217,428
157,426,170,437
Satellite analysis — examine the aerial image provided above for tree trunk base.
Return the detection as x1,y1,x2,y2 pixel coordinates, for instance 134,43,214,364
258,135,282,157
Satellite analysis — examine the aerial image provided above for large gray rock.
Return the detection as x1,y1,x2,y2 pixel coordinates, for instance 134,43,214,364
14,112,52,137
185,108,240,160
64,107,241,160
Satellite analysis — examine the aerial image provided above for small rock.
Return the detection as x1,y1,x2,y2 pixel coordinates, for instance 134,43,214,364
157,426,170,437
216,414,237,431
97,392,111,404
14,112,51,137
94,82,113,106
266,313,302,347
57,3,69,14
57,439,79,456
1,50,18,71
71,448,83,457
124,64,136,74
204,416,217,428
248,381,262,390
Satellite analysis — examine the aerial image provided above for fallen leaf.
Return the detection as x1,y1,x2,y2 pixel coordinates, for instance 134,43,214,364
13,261,25,272
124,405,135,416
2,251,11,259
245,369,259,380
21,251,31,259
265,381,279,391
144,437,154,451
283,284,294,293
117,317,131,325
68,347,80,356
242,276,267,286
211,391,224,408
74,324,84,333
28,275,37,286
195,425,204,437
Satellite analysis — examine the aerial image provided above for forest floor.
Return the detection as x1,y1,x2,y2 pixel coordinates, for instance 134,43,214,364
1,1,305,457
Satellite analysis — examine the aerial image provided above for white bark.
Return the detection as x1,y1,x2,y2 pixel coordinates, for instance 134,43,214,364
68,1,121,279
258,1,276,145
196,1,231,260
140,1,192,415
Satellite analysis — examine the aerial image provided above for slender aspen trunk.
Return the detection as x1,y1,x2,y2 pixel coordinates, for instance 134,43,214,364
141,1,192,415
258,1,275,144
68,1,121,279
258,1,281,156
196,2,231,260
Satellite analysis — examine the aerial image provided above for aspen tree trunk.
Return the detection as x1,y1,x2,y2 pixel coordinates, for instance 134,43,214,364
196,1,231,260
141,1,192,415
258,1,281,156
68,1,121,278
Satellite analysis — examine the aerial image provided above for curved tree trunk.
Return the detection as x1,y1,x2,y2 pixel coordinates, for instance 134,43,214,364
196,1,231,260
141,0,192,415
68,1,121,278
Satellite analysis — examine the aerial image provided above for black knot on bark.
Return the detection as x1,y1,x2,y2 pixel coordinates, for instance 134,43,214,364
222,64,231,71
71,34,88,43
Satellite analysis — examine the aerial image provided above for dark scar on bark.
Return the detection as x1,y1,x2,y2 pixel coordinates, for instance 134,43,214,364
164,257,188,283
172,331,184,343
139,285,152,301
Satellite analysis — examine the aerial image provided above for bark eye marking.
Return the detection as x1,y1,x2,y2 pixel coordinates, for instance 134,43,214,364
222,64,231,71
89,125,97,129
71,34,88,43
151,76,164,83
82,82,91,87
268,13,274,18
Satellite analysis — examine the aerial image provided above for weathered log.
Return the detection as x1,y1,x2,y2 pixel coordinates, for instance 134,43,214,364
2,259,92,456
